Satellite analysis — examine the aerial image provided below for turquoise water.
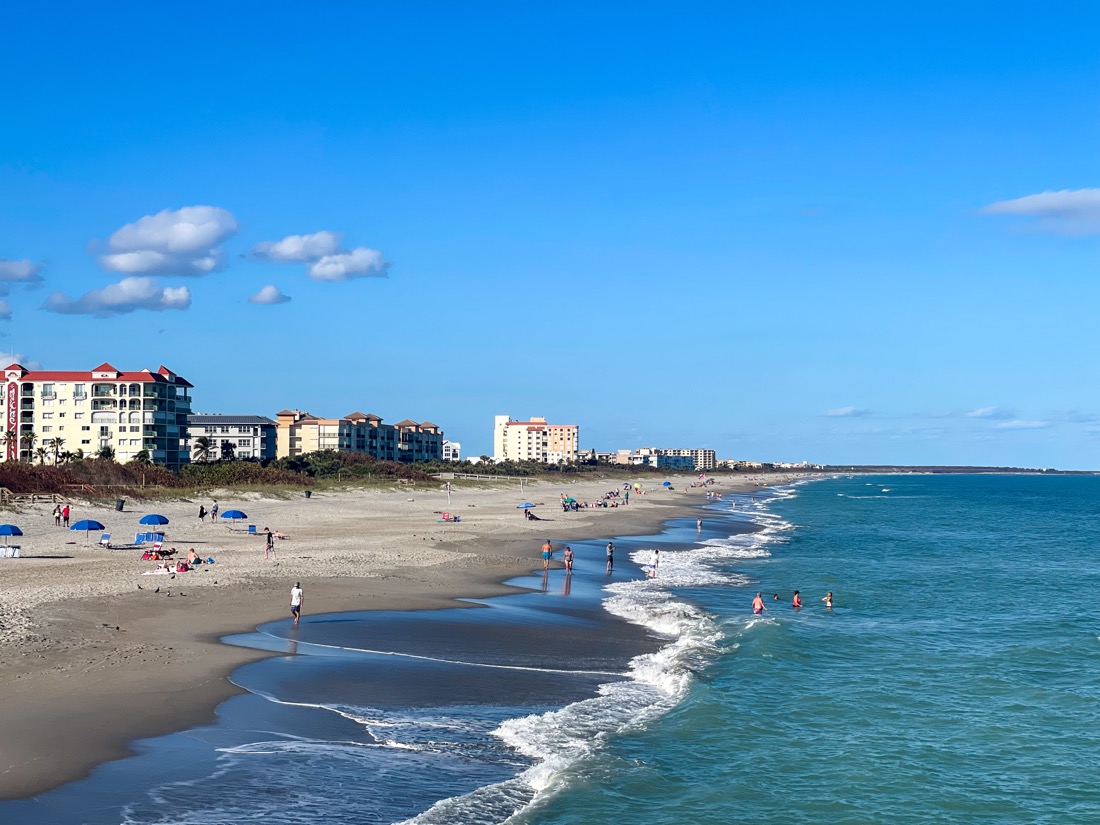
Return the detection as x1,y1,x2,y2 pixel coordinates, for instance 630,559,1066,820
522,474,1100,825
7,474,1100,824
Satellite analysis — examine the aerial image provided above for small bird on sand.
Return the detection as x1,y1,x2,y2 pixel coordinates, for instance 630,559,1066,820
137,584,143,590
154,587,160,593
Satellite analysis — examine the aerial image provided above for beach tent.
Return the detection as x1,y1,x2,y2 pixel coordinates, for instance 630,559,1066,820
516,502,537,509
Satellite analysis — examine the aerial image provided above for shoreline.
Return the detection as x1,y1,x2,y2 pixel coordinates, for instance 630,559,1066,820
0,473,803,800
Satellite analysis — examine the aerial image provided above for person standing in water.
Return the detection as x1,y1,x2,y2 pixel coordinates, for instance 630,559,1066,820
649,549,660,577
606,542,615,573
792,590,802,609
563,546,574,573
752,592,767,615
697,517,702,532
542,540,552,570
290,582,304,626
823,591,833,609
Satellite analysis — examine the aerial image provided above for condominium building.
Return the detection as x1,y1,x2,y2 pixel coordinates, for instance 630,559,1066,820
1,362,193,469
612,447,716,471
656,448,717,471
493,415,580,464
275,410,443,462
442,439,461,462
188,414,277,461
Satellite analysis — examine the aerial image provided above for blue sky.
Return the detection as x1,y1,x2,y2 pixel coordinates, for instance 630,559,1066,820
1,2,1098,467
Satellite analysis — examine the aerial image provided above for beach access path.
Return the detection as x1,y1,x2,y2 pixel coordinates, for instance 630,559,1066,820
0,472,798,799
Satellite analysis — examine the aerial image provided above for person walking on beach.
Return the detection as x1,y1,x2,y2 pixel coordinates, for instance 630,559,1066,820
52,504,61,527
606,542,615,573
198,504,206,524
290,581,304,626
542,540,552,570
823,591,833,609
792,590,802,609
648,549,660,578
265,527,276,560
563,545,574,573
624,489,629,505
752,592,767,615
210,500,219,522
62,504,70,528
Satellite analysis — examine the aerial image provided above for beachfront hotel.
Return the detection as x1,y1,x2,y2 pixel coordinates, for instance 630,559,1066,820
187,414,277,462
275,409,444,462
442,440,461,462
0,362,193,469
493,415,579,464
609,447,717,471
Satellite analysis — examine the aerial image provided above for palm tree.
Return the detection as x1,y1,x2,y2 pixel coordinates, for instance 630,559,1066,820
131,449,151,464
20,430,37,463
50,437,65,465
192,435,212,463
97,445,115,461
34,446,48,465
1,429,15,459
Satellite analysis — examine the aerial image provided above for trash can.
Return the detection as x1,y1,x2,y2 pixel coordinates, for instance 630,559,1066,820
304,490,312,499
115,499,125,511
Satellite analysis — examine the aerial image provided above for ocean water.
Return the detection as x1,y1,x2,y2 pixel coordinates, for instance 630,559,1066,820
8,474,1100,824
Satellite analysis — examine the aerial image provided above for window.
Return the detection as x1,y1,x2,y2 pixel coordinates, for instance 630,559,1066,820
81,426,90,431
42,426,52,432
81,439,90,445
74,413,84,420
73,384,86,398
42,412,53,420
59,413,65,418
41,383,55,397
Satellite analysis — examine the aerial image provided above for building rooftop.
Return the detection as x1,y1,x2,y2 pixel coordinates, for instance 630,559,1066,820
188,414,276,426
4,363,193,388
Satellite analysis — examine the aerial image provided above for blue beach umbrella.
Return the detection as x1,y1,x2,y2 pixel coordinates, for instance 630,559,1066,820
70,518,106,543
221,509,248,522
0,524,23,537
139,514,170,526
662,481,672,487
516,502,536,509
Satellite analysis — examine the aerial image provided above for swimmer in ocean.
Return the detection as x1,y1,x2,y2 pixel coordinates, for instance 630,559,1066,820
792,590,802,609
823,591,833,609
752,592,767,615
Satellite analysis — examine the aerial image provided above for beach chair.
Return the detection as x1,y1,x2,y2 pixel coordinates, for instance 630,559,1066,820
248,524,257,535
98,533,111,547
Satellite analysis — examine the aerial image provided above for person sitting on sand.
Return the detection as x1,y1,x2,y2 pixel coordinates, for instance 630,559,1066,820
187,548,200,565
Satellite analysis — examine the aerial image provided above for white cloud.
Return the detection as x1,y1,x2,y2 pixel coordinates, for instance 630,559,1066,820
964,406,1014,419
250,231,341,263
0,300,11,321
980,188,1100,235
3,352,44,370
248,285,291,305
0,258,44,285
824,406,870,418
42,277,191,317
993,419,1049,430
308,247,390,281
98,206,238,276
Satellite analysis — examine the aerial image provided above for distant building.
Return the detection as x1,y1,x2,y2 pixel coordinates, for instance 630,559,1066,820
394,419,444,463
493,415,579,464
1,362,193,469
611,447,716,471
442,440,461,462
188,414,276,461
275,409,442,462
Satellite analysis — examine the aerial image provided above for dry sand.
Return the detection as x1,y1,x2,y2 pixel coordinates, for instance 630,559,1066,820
0,472,801,799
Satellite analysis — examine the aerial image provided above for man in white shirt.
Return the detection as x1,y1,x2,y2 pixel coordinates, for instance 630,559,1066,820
290,582,304,626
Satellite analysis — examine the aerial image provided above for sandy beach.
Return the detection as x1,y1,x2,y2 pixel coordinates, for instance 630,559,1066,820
0,472,799,800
